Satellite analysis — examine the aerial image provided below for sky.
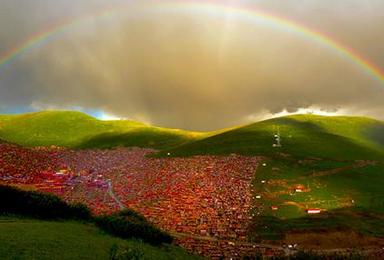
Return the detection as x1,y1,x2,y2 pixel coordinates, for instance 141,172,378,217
0,0,384,130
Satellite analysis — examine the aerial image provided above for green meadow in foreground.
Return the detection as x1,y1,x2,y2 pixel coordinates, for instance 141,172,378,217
0,185,195,259
0,217,197,260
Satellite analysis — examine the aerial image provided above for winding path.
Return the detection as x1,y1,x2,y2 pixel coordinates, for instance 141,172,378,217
107,180,126,210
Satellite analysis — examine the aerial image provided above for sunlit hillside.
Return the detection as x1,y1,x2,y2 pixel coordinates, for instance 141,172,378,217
0,111,205,149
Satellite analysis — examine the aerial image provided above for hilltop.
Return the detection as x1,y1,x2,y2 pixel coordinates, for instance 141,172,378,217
160,114,384,160
0,111,204,149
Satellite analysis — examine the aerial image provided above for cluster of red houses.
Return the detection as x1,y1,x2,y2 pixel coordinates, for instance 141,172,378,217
0,144,269,257
0,143,59,184
54,148,261,237
174,237,284,258
107,155,259,240
0,143,114,213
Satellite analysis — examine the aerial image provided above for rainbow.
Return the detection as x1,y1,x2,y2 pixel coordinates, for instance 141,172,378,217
0,0,383,84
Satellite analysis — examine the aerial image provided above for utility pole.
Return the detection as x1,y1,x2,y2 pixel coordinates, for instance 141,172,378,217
273,126,282,147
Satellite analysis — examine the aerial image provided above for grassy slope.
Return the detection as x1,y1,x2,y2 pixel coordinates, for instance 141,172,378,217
0,115,15,124
0,217,197,260
0,111,204,149
159,115,384,160
249,157,384,240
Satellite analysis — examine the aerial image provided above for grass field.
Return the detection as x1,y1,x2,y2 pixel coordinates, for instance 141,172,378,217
0,111,204,149
0,217,197,260
249,156,384,240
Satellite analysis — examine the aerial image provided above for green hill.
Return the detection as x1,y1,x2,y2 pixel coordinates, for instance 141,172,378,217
0,217,197,260
3,112,383,159
0,111,204,149
159,114,384,160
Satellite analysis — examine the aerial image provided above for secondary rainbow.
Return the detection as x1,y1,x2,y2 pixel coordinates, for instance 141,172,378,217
0,0,383,85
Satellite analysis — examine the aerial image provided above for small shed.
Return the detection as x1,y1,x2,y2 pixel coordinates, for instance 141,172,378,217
294,184,306,193
307,208,321,214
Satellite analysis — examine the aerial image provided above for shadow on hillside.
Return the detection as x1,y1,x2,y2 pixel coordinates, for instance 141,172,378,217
76,131,190,150
366,124,384,147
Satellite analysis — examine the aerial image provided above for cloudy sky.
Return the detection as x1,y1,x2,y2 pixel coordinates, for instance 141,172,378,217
0,0,384,130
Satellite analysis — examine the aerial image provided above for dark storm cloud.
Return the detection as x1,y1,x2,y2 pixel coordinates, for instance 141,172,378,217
0,0,384,130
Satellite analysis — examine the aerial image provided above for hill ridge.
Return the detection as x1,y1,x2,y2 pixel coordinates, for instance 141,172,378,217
1,111,383,160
